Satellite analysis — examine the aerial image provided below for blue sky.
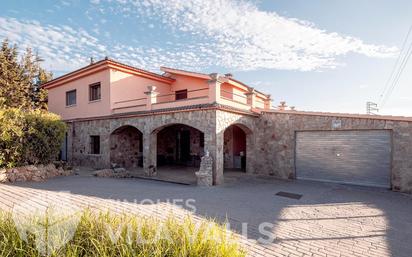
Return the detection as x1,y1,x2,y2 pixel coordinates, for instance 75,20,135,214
1,0,411,115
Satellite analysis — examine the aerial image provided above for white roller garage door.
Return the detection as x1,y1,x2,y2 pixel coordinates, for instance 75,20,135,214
295,130,391,188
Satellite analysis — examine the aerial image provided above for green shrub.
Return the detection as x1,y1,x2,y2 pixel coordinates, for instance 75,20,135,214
0,210,246,257
0,108,66,168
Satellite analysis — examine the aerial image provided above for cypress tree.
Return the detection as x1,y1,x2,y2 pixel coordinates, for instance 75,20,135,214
0,39,52,110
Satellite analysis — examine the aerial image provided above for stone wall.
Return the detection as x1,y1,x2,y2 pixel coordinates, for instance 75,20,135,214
110,126,142,168
255,112,412,193
0,163,73,183
223,126,234,169
216,110,258,176
66,108,412,192
68,119,111,169
67,109,220,181
66,108,258,185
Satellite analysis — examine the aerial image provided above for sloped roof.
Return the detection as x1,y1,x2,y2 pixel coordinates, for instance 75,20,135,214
43,58,174,89
161,66,270,99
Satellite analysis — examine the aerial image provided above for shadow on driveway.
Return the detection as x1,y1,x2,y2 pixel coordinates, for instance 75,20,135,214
4,172,412,257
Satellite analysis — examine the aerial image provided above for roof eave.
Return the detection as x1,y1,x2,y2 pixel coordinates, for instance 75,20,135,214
43,59,174,89
160,66,211,80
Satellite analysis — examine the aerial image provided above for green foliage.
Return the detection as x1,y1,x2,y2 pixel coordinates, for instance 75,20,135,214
0,210,246,257
0,39,51,110
0,108,66,168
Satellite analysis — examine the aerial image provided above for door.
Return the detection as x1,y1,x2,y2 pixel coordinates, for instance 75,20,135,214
180,130,191,163
295,130,391,188
176,130,191,164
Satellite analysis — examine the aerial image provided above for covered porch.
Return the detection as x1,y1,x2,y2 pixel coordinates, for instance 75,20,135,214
104,110,256,185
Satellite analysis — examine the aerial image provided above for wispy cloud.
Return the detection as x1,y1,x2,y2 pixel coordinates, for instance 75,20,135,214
109,0,398,71
0,17,106,71
0,17,211,73
0,0,398,75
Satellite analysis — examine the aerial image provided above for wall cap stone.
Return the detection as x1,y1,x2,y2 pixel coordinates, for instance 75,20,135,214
263,110,412,123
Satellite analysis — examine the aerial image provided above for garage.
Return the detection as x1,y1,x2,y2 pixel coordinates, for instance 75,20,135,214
295,130,392,188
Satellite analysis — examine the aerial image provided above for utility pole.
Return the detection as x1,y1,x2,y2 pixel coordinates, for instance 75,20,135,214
366,101,379,115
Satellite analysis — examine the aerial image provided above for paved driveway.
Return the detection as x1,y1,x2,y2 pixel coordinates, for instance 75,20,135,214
1,172,412,257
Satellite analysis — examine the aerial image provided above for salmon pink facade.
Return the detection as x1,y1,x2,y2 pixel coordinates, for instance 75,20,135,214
44,58,272,121
42,58,412,192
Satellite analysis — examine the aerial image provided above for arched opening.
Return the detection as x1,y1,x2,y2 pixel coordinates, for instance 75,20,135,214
156,124,204,168
152,124,205,184
110,125,143,169
223,124,250,172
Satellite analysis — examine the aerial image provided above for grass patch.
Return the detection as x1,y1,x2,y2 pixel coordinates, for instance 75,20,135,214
0,210,246,257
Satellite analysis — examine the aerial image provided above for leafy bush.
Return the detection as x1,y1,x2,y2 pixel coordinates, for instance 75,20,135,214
0,210,246,257
0,108,66,168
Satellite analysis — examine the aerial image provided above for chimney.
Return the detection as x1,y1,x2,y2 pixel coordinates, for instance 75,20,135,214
278,101,287,111
224,73,233,78
90,57,94,64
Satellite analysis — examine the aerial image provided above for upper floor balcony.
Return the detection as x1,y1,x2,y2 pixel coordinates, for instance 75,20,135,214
44,59,272,120
111,82,271,115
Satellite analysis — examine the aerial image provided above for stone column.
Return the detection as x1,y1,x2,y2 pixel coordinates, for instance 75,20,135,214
143,131,157,176
144,86,159,110
245,88,256,108
208,73,222,104
246,132,256,174
214,131,225,185
264,95,272,109
203,121,224,185
101,131,111,169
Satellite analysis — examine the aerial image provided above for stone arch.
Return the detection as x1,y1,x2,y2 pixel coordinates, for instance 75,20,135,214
152,123,206,168
110,122,144,135
151,122,206,136
222,122,254,174
228,122,253,135
110,125,143,169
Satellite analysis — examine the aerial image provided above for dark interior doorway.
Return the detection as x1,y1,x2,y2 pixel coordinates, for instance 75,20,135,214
224,124,247,172
177,130,191,164
156,124,204,167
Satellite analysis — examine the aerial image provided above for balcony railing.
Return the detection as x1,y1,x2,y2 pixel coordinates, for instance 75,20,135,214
112,97,146,112
156,88,209,104
111,86,268,114
152,88,209,110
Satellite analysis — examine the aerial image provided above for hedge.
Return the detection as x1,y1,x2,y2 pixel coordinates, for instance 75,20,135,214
0,108,66,168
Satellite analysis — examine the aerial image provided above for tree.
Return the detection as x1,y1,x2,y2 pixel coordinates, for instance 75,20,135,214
0,39,51,110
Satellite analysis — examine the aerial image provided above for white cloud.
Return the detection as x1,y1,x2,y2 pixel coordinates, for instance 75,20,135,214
0,0,398,75
110,0,397,71
0,17,211,73
0,17,105,71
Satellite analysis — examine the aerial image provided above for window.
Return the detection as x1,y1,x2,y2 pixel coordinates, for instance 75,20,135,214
175,89,188,100
89,82,101,101
90,135,100,154
66,90,76,106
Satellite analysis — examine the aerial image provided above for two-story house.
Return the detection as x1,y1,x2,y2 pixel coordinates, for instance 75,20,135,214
44,58,271,185
44,58,412,192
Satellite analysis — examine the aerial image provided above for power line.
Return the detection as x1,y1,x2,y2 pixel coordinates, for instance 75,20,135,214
381,38,412,108
379,25,412,107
